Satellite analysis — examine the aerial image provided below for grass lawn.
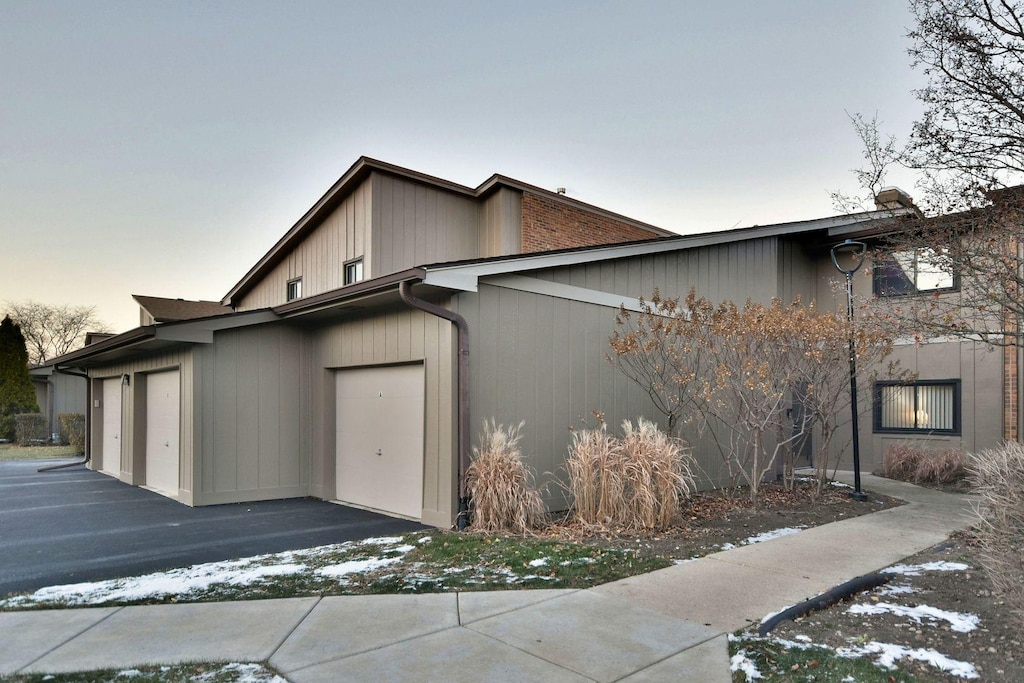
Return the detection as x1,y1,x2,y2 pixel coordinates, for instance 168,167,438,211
0,443,79,461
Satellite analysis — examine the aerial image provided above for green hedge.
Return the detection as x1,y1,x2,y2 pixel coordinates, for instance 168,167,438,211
58,412,86,454
14,413,48,446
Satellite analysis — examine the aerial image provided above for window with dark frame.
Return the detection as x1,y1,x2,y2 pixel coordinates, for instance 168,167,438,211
873,380,961,435
872,247,958,297
344,258,363,286
286,278,302,301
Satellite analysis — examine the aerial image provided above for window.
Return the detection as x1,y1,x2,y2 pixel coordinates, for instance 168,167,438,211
873,248,957,296
873,380,961,434
344,258,363,286
286,278,302,301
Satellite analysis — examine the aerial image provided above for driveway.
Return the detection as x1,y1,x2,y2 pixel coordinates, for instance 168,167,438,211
0,459,426,597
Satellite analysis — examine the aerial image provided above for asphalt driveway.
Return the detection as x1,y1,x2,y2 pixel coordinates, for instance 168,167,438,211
0,458,426,597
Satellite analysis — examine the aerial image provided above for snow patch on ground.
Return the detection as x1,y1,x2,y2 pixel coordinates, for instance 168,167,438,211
743,526,806,544
730,651,763,679
847,601,979,632
1,560,307,607
194,663,289,683
876,582,917,596
529,557,549,567
319,556,403,579
838,641,979,679
882,561,970,576
1,536,424,608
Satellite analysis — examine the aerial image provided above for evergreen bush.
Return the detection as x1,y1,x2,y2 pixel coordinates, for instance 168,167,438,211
0,315,39,441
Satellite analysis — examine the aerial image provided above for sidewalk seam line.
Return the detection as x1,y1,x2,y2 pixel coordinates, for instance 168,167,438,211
265,596,322,663
16,605,124,673
283,624,463,676
460,626,599,682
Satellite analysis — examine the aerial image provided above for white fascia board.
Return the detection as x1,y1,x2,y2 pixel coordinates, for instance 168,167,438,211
153,310,279,343
421,211,895,293
484,275,650,313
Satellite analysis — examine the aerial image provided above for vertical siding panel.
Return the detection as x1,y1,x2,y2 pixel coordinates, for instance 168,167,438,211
214,335,238,492
257,330,281,488
280,333,302,488
235,335,259,491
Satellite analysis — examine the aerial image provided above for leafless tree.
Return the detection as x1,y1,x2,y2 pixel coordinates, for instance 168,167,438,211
906,0,1024,206
4,301,109,366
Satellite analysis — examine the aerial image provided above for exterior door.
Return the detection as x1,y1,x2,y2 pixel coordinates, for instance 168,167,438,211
335,364,424,519
145,370,180,496
791,382,813,468
101,378,122,475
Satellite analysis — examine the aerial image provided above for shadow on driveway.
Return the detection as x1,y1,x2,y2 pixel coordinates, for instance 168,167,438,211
0,459,427,597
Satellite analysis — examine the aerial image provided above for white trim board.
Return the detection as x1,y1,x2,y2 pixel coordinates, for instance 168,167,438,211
483,274,648,313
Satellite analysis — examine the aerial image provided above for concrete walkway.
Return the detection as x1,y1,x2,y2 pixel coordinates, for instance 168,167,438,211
0,474,978,682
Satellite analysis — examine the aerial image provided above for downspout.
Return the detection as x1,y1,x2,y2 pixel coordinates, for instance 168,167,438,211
398,280,471,530
38,366,91,473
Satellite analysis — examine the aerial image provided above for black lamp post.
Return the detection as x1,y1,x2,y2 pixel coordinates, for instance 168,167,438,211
830,239,869,502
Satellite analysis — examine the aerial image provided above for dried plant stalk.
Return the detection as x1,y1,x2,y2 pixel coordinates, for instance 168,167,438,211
465,420,544,534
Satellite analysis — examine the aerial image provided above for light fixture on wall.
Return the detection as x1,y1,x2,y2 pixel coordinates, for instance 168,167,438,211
122,374,130,386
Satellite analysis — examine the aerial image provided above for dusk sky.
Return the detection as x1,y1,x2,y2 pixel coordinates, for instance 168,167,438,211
2,1,924,333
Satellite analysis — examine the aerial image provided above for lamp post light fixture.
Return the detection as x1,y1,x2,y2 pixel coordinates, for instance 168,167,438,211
831,239,869,502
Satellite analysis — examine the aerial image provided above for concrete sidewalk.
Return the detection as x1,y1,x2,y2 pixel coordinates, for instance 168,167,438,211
0,474,978,682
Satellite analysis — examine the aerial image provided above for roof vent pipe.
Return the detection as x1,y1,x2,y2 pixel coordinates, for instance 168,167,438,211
398,280,471,530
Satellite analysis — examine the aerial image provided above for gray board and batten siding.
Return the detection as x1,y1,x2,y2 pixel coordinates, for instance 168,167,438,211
235,172,522,313
451,234,817,503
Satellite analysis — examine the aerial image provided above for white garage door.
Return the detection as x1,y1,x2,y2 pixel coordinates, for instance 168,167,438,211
101,378,122,475
146,370,180,496
336,364,424,519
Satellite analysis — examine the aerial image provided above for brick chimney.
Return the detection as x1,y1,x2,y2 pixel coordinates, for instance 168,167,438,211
874,186,917,211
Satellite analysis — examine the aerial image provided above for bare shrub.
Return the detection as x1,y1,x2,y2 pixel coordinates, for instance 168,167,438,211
883,444,923,482
914,448,968,486
564,425,624,526
968,442,1024,631
465,420,545,534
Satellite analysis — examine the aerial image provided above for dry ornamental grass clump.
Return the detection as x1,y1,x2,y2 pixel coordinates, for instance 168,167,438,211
883,444,967,486
969,442,1024,631
465,420,545,534
565,418,696,531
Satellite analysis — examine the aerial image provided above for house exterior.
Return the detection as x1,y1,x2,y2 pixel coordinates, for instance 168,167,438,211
29,365,87,441
46,158,1012,527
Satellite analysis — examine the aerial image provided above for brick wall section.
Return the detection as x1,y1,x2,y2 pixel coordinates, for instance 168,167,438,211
520,192,661,253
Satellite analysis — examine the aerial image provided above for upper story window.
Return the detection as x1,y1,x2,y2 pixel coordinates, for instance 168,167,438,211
286,278,302,301
344,258,363,286
873,380,961,435
873,248,957,297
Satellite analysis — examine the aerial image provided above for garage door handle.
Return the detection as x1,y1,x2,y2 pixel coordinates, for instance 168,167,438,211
376,449,382,457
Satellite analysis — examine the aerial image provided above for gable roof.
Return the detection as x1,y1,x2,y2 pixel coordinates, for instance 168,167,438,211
51,200,912,369
221,156,677,307
133,295,232,323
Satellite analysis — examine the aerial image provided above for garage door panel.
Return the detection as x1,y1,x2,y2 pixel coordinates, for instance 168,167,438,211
101,379,122,476
336,364,424,520
146,370,180,496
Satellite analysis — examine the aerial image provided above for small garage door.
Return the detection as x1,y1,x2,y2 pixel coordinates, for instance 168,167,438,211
145,370,180,496
100,378,122,475
336,364,424,519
